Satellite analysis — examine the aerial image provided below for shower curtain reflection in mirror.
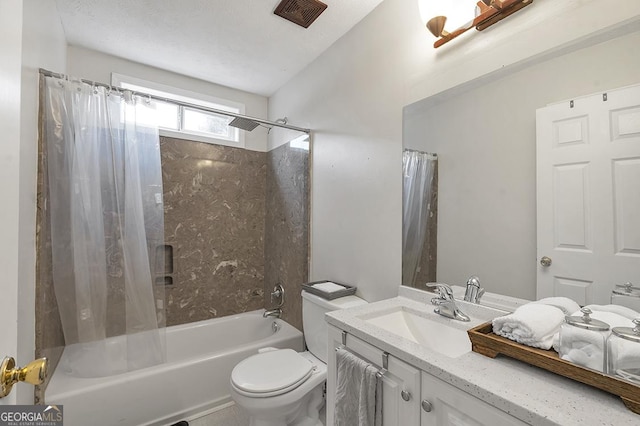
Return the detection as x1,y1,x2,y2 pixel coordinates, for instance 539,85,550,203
43,76,166,377
402,150,438,288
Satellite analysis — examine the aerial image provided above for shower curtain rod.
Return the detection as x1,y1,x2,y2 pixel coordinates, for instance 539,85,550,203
39,68,311,134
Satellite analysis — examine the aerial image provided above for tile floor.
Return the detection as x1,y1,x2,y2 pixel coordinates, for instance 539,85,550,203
186,404,249,426
185,403,326,426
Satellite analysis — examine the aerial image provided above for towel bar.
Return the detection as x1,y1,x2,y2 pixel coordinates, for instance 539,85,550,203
377,352,388,378
335,330,388,378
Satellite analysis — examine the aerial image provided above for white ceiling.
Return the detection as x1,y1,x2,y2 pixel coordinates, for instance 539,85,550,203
55,0,385,96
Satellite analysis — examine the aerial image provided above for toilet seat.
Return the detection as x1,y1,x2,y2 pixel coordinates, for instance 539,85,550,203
231,349,316,398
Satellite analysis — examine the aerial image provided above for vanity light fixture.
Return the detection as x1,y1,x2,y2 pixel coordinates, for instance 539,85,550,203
420,0,534,48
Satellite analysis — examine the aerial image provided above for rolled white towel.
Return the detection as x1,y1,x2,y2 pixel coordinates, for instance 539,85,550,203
579,310,633,329
584,304,640,321
533,297,581,315
611,341,640,384
557,327,607,371
492,303,565,350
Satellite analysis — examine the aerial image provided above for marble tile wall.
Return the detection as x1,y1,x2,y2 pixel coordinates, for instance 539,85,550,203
264,141,310,331
161,137,266,325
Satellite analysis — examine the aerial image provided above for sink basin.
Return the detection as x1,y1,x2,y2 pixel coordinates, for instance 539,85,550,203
359,306,476,358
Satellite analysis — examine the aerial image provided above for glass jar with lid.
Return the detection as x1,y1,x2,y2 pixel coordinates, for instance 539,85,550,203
611,282,640,312
558,307,610,372
607,318,640,383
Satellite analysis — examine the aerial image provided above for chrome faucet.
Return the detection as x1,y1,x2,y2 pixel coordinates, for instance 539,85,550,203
263,283,285,318
463,276,485,304
427,283,470,322
263,308,282,318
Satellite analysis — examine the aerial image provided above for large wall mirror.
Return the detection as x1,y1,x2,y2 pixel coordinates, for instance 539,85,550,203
402,26,640,302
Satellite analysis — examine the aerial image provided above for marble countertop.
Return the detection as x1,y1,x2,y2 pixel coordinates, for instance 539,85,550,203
325,287,640,426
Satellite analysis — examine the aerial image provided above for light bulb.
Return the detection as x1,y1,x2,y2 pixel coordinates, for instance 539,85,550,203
418,0,479,32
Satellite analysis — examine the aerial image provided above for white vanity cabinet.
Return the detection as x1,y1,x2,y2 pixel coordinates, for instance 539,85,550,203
420,373,528,426
327,325,421,426
327,325,527,426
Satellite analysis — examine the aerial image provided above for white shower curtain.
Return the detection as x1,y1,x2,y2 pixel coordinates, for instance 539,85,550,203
43,76,166,377
402,150,437,287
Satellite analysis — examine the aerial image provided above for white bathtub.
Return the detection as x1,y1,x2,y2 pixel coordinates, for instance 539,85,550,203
46,310,304,426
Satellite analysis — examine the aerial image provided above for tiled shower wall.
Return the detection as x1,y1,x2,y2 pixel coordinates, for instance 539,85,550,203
264,142,309,331
161,137,267,325
160,137,309,326
35,134,309,399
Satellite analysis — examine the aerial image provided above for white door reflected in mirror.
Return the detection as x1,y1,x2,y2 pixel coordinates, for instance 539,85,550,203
536,84,640,305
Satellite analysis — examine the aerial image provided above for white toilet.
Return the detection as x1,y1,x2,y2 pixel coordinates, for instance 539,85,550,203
230,290,366,426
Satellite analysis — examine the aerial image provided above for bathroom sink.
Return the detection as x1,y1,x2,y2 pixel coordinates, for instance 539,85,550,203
358,306,480,358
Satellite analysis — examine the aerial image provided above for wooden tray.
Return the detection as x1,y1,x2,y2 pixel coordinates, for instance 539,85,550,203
467,322,640,414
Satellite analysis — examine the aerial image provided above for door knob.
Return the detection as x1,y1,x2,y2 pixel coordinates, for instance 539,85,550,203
401,390,411,401
540,256,552,267
421,399,433,412
0,356,48,398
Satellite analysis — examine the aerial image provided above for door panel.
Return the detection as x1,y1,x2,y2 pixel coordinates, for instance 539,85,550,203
552,162,591,250
613,158,640,255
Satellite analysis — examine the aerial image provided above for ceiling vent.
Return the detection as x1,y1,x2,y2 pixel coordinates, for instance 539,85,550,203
274,0,328,29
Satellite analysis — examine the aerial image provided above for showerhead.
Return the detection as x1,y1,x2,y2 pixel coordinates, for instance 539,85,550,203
228,117,260,132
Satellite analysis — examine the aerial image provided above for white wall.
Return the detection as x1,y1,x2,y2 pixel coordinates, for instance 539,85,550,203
66,46,270,152
405,30,640,300
269,0,640,302
269,0,411,302
0,0,66,404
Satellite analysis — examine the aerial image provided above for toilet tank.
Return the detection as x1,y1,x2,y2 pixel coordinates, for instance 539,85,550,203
301,290,367,363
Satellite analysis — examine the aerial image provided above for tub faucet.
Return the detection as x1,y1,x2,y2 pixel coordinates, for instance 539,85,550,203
263,283,284,319
463,276,485,304
263,308,282,319
427,283,470,322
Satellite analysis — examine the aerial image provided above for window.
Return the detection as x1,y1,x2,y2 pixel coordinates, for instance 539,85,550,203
111,73,245,147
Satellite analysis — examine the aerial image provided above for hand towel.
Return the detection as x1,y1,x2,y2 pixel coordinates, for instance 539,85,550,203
532,297,581,315
313,282,345,293
335,348,382,426
584,304,640,321
492,303,565,349
554,311,633,372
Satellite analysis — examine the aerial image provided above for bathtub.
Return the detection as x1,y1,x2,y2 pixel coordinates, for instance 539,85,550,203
46,310,304,426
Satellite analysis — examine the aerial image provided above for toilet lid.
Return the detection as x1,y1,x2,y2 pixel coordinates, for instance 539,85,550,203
231,349,315,394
